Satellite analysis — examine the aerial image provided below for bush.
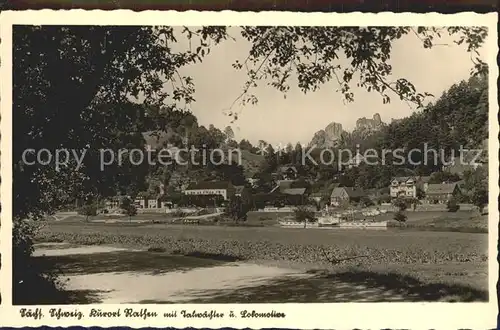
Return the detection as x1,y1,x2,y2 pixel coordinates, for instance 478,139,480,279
225,196,249,221
471,188,488,214
407,197,421,211
125,204,137,218
13,220,68,304
446,198,460,212
393,211,407,226
294,206,316,228
392,197,408,212
377,194,391,205
361,196,374,207
148,246,167,253
78,204,97,221
120,197,137,219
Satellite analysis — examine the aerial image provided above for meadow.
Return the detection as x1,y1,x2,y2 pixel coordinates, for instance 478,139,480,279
38,216,488,277
31,208,490,304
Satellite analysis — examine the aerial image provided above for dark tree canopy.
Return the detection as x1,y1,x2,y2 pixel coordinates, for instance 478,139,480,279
230,26,488,111
13,25,226,220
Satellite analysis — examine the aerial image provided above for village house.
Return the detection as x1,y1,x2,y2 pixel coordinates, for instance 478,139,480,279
281,187,307,196
281,187,307,205
270,179,295,194
267,179,308,205
330,187,366,206
390,176,429,199
310,183,339,204
133,195,167,209
310,191,330,204
425,183,461,204
183,180,235,201
134,197,146,209
277,165,298,180
134,183,165,209
148,198,160,208
420,176,432,191
269,187,308,206
105,195,130,209
346,153,366,169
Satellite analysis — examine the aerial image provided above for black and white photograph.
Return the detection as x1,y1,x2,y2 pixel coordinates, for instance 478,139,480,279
0,10,498,329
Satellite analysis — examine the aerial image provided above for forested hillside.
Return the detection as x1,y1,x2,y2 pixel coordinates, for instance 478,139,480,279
144,73,488,197
252,73,488,193
378,73,488,159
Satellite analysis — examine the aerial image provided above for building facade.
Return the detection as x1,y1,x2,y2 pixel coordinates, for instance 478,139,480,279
390,176,429,199
330,187,365,206
277,166,298,180
183,181,235,201
425,183,461,204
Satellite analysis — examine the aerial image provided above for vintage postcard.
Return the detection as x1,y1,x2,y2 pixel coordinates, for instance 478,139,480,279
0,10,498,329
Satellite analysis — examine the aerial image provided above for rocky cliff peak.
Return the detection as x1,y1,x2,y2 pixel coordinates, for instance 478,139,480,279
309,122,343,148
355,113,384,131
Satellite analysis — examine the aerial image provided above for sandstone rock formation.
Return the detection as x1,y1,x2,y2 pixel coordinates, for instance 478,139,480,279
355,113,383,131
309,122,343,148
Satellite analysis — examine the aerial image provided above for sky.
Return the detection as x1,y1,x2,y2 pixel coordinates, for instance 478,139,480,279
169,27,489,146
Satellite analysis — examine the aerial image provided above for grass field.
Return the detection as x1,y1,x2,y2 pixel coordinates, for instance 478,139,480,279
40,220,488,254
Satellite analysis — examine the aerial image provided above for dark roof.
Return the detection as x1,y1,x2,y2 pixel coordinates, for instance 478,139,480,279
392,176,414,183
310,191,330,198
426,183,459,195
185,181,232,190
279,165,298,173
392,176,433,184
234,185,245,194
331,187,365,198
328,182,341,189
343,187,366,198
419,176,432,183
311,183,338,198
282,188,307,196
270,180,295,193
